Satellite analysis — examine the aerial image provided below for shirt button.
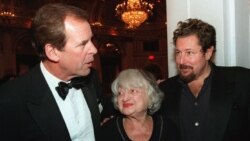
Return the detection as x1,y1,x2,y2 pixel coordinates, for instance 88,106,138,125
194,102,198,106
195,122,199,127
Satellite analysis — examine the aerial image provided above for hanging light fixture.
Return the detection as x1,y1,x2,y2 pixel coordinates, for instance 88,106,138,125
115,0,154,29
0,0,16,18
0,11,15,17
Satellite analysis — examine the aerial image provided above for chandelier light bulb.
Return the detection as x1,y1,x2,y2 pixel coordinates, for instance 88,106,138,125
115,0,154,29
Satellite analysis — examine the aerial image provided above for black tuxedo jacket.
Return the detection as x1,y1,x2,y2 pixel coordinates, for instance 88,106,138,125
0,65,102,141
159,64,250,141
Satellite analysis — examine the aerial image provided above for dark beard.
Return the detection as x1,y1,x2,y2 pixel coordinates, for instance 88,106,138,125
179,64,195,83
179,73,195,83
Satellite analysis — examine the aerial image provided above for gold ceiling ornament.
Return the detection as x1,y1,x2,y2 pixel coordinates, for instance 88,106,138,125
115,0,154,29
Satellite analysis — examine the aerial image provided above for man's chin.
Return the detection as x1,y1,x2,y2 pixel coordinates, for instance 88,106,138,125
180,74,195,83
83,69,91,76
76,68,91,77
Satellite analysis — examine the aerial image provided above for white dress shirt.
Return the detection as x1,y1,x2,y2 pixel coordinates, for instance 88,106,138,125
40,62,95,141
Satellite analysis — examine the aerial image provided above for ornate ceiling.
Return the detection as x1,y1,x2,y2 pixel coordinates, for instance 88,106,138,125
0,0,166,30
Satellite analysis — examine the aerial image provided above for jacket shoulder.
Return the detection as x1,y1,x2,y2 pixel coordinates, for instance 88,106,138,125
214,66,250,80
158,75,180,93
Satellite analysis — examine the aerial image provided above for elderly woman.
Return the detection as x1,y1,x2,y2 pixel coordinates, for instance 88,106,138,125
101,69,166,141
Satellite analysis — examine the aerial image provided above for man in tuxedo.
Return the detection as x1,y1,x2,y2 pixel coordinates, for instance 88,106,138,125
159,18,250,141
0,3,103,141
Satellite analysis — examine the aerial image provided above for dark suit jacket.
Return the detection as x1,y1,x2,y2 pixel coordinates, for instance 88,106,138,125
159,64,250,141
0,65,102,141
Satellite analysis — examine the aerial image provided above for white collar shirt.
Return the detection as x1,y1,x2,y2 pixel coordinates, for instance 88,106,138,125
40,62,95,141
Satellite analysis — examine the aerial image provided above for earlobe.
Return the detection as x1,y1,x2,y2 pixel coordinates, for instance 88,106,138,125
44,44,60,62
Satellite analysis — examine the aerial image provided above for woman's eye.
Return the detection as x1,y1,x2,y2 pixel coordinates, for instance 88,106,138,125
118,91,124,95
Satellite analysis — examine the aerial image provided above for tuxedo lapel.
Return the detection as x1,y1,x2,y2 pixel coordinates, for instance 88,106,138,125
81,85,101,140
81,86,100,119
26,65,71,141
205,68,235,141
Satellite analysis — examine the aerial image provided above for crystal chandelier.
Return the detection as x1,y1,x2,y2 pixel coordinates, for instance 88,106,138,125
115,0,154,29
0,0,16,18
0,11,15,17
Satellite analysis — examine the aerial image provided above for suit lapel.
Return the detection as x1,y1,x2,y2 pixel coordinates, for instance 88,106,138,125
26,65,71,141
81,85,100,120
205,67,235,141
81,84,101,135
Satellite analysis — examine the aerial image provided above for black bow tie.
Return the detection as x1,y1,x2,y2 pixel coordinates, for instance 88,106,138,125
55,77,87,100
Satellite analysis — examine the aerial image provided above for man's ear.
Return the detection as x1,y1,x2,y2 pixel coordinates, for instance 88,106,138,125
44,44,60,62
205,46,214,60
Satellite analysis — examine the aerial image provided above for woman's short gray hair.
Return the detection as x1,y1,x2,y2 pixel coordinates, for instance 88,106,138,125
111,69,164,115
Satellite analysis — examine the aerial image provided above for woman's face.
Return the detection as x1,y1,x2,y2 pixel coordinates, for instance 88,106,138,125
117,87,149,117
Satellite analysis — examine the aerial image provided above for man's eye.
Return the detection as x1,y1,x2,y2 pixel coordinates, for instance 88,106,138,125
75,43,86,48
80,43,87,47
186,51,194,55
175,51,181,55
